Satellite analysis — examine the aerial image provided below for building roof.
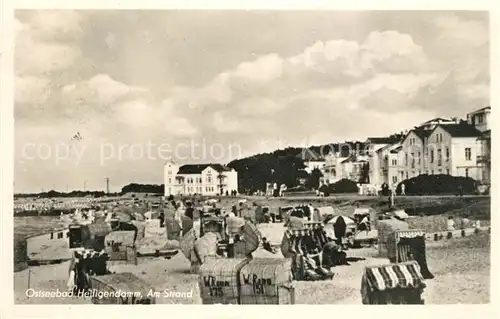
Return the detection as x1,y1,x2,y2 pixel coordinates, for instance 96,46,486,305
468,106,491,115
177,164,231,175
421,117,453,125
390,146,403,154
405,128,432,142
340,154,368,164
439,124,482,138
366,136,402,145
477,130,491,141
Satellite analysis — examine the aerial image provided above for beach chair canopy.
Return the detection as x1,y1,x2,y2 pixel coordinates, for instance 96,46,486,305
393,209,409,220
363,261,426,292
325,215,355,225
353,208,372,216
315,206,335,219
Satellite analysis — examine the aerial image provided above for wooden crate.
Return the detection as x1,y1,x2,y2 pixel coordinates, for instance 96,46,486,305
198,258,250,304
239,258,294,304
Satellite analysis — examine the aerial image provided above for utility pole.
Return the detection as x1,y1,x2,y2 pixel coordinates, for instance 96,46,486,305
105,178,110,194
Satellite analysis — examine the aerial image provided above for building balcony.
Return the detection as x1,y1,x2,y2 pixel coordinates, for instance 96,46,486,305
477,155,490,164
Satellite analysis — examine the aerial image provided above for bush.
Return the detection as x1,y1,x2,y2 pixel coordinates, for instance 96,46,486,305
283,186,309,193
396,174,478,195
318,179,359,194
328,179,359,194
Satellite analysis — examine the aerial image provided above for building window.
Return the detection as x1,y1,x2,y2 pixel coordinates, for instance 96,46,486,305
430,150,434,163
392,176,397,183
431,170,434,175
465,148,471,161
417,152,421,164
477,114,484,124
465,168,469,177
405,172,408,179
392,159,397,166
405,154,408,165
446,169,450,175
411,153,415,168
437,149,442,166
168,178,172,184
418,170,421,175
445,148,449,161
168,171,172,175
438,169,442,174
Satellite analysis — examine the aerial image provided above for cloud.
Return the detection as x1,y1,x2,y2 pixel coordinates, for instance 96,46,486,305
61,74,149,106
15,13,82,76
13,11,489,193
435,13,489,47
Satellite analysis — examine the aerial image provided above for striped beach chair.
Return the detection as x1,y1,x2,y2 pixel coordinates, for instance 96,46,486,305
361,261,426,304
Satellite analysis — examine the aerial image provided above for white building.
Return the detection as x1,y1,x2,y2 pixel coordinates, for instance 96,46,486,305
319,152,369,184
365,137,402,185
300,149,326,173
399,107,488,182
467,106,491,183
339,154,370,182
163,161,238,196
376,142,404,188
320,152,347,185
467,106,490,133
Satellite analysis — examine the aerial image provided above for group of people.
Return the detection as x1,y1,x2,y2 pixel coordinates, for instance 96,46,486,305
299,234,349,280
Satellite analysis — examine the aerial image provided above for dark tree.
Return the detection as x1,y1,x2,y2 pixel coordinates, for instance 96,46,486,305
307,168,323,189
359,163,370,184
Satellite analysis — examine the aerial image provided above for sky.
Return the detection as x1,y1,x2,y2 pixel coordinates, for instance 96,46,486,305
14,10,489,193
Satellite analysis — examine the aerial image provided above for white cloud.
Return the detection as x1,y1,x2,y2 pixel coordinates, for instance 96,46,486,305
232,54,284,82
435,13,488,47
13,11,489,193
57,74,150,114
27,10,83,40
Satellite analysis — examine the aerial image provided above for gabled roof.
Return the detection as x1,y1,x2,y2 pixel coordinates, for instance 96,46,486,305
177,164,231,175
438,124,482,138
402,128,431,144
